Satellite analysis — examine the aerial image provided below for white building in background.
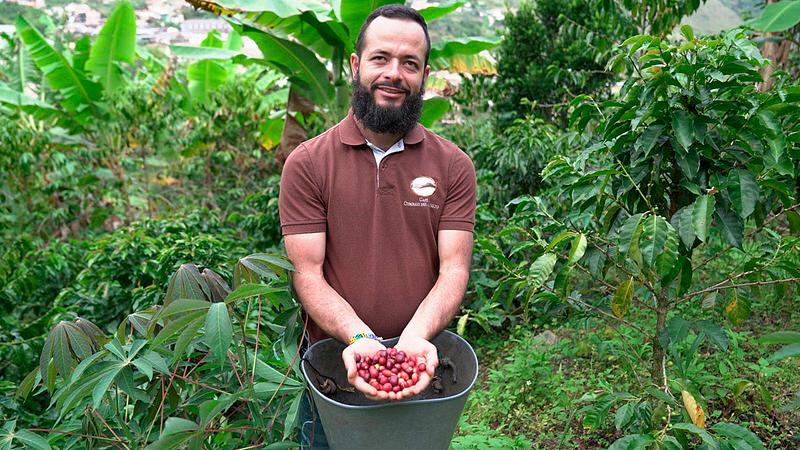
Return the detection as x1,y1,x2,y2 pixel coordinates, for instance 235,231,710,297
180,18,232,37
10,0,47,8
46,3,103,35
138,0,183,26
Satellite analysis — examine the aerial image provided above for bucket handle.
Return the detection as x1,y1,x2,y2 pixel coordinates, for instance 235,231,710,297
302,356,355,395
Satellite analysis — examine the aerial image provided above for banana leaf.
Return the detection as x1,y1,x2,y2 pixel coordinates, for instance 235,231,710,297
86,0,137,93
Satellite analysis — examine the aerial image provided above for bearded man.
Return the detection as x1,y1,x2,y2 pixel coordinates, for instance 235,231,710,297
278,4,476,448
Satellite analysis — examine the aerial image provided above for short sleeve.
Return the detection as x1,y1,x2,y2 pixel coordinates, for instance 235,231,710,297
439,149,477,232
279,145,328,235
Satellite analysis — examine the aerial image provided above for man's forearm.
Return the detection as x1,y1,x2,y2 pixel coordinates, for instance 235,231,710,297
292,271,373,343
400,267,470,341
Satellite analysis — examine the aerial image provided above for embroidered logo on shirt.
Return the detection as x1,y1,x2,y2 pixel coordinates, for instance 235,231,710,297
405,176,440,209
410,176,437,197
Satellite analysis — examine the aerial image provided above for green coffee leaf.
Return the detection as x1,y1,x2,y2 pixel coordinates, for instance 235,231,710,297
692,195,715,243
715,205,744,248
680,24,695,41
695,320,729,351
617,213,643,255
614,403,636,431
640,214,670,268
786,210,800,235
672,110,694,150
711,422,765,449
767,343,800,362
729,169,758,219
635,124,663,155
567,233,587,265
528,253,557,291
544,230,576,253
671,205,696,248
612,278,634,319
608,434,654,450
746,0,800,32
672,423,719,449
725,290,750,326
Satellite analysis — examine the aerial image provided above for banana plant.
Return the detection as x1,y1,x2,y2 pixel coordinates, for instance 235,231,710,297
3,0,137,130
180,0,500,162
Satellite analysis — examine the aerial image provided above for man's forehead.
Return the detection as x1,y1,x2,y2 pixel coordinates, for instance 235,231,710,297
361,16,427,55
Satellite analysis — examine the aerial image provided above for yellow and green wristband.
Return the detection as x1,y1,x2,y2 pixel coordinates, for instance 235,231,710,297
348,332,381,345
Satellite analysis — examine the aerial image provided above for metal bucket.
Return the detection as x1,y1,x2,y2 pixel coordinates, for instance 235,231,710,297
301,330,479,450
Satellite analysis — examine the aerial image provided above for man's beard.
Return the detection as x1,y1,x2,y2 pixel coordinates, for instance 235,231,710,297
351,72,424,136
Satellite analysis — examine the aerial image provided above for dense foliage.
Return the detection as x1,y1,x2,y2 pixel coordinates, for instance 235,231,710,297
493,0,636,125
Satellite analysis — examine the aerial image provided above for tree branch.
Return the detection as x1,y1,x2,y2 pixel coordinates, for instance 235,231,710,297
677,277,800,304
542,284,648,335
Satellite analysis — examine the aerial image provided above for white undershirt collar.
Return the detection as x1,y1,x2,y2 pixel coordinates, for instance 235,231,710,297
365,138,404,165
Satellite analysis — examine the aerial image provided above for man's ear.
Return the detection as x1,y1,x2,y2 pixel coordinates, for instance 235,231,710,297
350,53,360,80
423,65,430,82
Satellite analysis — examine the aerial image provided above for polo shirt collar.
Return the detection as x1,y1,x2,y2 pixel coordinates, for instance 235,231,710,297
338,109,424,146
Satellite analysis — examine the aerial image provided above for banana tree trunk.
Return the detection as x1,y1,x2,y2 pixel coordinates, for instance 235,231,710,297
759,0,794,92
277,87,315,168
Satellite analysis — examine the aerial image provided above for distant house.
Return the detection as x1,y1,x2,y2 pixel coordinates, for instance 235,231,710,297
180,18,231,35
138,0,183,26
12,0,46,8
64,3,102,27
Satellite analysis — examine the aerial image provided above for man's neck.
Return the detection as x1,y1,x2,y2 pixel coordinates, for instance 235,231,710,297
354,118,404,151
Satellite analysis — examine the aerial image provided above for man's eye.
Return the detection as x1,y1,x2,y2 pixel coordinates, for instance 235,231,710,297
405,61,418,68
372,56,385,61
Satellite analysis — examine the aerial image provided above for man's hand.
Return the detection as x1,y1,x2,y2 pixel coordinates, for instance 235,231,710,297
390,335,439,400
342,338,388,401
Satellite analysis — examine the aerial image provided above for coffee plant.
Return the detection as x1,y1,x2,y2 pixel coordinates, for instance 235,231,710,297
474,26,800,448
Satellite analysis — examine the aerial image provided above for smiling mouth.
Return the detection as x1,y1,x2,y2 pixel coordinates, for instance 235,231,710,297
374,85,408,95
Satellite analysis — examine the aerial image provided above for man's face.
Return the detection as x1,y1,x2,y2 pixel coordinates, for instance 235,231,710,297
350,16,430,135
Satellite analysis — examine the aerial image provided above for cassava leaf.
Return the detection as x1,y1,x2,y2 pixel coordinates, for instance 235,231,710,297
205,303,233,367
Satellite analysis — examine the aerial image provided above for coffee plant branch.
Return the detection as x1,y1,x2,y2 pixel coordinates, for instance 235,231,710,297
574,262,657,313
544,285,648,335
676,277,800,305
694,202,800,271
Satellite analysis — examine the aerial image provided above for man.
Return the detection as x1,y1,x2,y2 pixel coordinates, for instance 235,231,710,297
279,4,476,447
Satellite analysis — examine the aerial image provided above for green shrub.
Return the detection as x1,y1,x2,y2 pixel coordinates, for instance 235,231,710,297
55,211,252,329
493,0,636,126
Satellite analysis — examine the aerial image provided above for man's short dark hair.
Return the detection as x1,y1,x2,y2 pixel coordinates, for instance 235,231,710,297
354,4,431,67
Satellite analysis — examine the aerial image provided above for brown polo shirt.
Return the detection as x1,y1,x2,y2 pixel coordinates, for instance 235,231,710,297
279,111,477,343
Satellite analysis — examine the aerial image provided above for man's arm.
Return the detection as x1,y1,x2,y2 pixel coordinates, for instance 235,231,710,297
391,229,473,399
285,232,371,342
284,232,388,399
401,229,473,340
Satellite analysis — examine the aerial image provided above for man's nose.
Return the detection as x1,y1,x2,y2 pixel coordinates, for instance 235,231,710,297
382,59,402,83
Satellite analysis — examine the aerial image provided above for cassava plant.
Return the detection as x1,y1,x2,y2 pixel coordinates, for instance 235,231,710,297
8,252,307,449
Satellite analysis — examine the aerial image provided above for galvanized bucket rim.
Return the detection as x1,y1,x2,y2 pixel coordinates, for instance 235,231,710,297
302,330,479,411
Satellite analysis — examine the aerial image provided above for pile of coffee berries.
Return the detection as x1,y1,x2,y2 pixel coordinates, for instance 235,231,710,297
355,348,427,393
